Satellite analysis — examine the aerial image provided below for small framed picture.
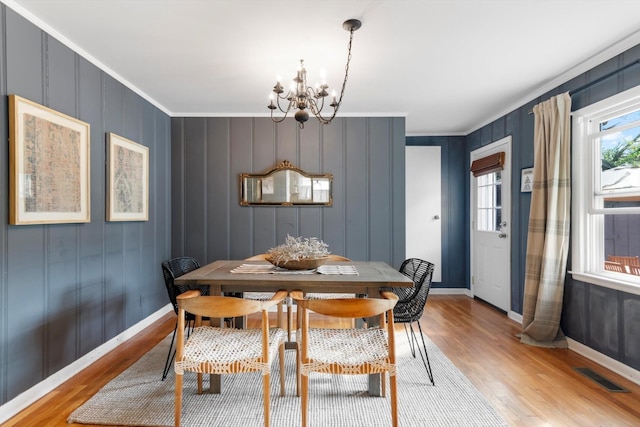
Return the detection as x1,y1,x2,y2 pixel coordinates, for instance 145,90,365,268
107,133,149,221
521,168,533,192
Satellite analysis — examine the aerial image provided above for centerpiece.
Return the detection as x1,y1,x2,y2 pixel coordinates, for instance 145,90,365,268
266,235,330,270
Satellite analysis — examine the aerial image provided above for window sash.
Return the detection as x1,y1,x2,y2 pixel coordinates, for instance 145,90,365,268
571,85,640,292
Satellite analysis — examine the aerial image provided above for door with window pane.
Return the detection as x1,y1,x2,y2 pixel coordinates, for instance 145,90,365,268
471,137,511,312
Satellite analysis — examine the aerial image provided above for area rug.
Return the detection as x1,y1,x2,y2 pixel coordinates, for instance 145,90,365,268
68,332,508,426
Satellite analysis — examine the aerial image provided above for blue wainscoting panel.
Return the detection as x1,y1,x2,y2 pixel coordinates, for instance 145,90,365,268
0,5,172,405
171,116,405,268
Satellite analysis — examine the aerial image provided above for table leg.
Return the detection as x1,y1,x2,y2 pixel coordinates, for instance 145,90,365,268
235,315,246,329
364,288,382,396
367,316,384,396
355,293,366,329
209,284,223,393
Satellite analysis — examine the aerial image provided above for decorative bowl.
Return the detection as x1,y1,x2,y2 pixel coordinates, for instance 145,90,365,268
266,255,329,270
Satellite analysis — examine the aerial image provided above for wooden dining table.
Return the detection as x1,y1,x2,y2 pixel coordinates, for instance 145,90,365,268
175,259,413,396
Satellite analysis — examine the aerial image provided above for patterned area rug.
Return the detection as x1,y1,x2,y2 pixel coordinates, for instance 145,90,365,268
68,331,508,426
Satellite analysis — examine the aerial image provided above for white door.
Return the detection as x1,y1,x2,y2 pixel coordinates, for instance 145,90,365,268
406,146,441,282
471,136,511,312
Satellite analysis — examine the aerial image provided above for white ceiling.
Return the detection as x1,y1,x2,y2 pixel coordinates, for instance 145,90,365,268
5,0,640,135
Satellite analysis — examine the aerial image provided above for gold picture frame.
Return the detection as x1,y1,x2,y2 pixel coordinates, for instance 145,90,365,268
106,133,149,221
9,95,91,225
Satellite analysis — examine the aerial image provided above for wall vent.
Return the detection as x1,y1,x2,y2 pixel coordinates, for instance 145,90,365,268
573,367,629,393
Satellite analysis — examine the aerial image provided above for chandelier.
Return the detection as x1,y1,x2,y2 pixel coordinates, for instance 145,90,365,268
268,19,362,128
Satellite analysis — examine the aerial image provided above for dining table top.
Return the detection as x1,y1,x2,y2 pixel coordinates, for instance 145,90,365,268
174,259,414,295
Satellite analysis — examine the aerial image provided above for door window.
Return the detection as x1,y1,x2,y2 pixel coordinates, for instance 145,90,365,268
477,171,502,232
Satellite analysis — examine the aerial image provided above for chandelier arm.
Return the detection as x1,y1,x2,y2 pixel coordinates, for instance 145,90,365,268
307,97,332,124
307,94,326,116
275,94,294,114
271,92,295,116
270,108,289,123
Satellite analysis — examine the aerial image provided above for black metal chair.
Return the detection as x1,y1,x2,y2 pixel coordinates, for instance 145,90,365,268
390,258,435,385
161,256,209,381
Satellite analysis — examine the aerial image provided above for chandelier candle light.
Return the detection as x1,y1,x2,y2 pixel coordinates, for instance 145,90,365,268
268,19,361,129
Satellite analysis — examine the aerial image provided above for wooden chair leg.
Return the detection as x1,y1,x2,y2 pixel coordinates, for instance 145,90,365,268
197,373,203,394
277,302,284,330
287,297,293,342
301,373,309,427
263,372,271,427
175,373,183,427
382,372,386,397
296,347,301,397
279,343,285,396
390,373,398,427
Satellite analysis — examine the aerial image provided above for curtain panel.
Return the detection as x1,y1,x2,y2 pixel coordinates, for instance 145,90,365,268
520,92,571,348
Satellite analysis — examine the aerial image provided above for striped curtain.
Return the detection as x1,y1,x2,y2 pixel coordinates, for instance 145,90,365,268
520,92,571,348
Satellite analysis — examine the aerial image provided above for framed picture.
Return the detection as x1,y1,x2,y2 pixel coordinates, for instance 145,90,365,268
106,133,149,221
8,95,91,225
521,167,533,192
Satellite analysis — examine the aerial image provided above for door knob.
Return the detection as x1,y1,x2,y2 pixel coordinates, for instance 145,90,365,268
498,233,507,239
433,215,440,220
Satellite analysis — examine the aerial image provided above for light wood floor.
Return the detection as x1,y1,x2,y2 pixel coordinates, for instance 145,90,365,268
3,295,640,426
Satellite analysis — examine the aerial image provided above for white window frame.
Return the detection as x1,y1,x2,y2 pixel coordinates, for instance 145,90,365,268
571,85,640,295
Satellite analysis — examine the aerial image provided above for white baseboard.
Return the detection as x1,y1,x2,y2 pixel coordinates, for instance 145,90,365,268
0,304,174,424
567,338,640,386
430,287,472,296
508,311,523,324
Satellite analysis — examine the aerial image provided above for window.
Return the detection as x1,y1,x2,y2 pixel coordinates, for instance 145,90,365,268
476,171,502,232
572,85,640,293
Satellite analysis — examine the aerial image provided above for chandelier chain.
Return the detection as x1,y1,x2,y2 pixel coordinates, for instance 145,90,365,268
313,25,355,124
333,25,355,116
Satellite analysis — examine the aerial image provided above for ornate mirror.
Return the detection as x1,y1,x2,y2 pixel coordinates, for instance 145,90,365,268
240,160,333,206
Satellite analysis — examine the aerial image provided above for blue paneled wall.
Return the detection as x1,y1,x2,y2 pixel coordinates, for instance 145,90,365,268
170,117,406,269
466,44,640,371
0,6,172,406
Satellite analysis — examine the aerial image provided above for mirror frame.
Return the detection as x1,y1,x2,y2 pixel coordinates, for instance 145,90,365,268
240,160,333,206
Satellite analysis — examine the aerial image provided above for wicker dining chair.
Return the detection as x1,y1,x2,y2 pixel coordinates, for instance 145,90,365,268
296,254,358,369
161,256,210,381
304,254,356,299
290,290,399,427
243,254,286,333
174,290,288,427
389,258,436,385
